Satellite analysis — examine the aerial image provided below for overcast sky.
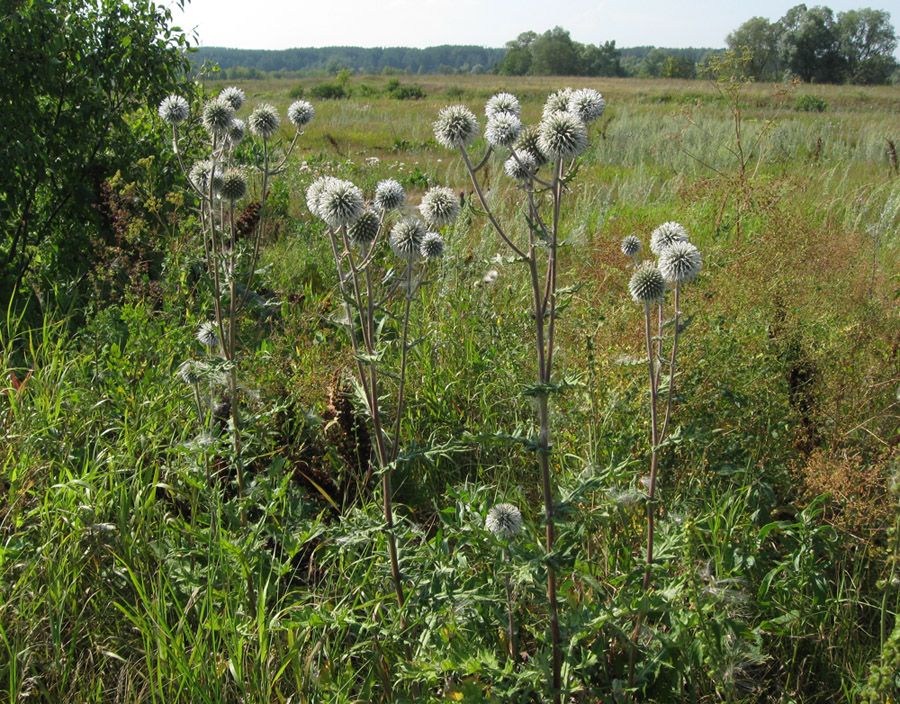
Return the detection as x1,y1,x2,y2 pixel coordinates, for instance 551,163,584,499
165,0,900,52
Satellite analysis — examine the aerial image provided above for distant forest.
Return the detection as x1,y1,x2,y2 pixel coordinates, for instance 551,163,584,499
194,6,899,85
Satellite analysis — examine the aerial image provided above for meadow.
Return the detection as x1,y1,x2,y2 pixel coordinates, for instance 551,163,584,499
3,71,900,703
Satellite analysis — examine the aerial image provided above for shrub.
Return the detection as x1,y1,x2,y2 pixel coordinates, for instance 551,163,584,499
795,94,828,112
310,82,347,100
288,84,305,99
385,78,425,100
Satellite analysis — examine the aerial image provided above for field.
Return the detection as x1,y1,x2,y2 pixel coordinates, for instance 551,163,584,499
3,72,900,703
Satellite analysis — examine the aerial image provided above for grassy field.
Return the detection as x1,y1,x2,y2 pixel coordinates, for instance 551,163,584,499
3,72,900,703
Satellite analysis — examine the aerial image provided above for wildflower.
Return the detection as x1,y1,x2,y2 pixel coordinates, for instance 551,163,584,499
158,95,189,125
201,98,235,137
649,221,689,256
629,264,666,303
348,209,380,245
504,151,536,181
226,119,246,147
420,232,445,259
485,503,523,540
305,176,335,219
538,111,588,161
485,113,522,148
190,160,224,194
621,235,642,258
220,169,248,202
658,241,702,284
219,86,245,111
485,92,521,119
543,88,573,118
248,104,281,139
569,88,605,123
197,321,219,348
318,179,364,229
389,218,426,260
287,100,315,128
374,179,405,212
514,126,548,169
177,360,206,386
434,105,479,150
419,186,459,228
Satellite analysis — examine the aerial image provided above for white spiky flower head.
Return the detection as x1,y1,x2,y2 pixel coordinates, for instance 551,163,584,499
305,176,335,219
374,179,405,212
348,209,380,246
158,95,189,125
538,111,588,161
485,92,521,119
621,235,642,258
515,125,549,169
248,103,281,139
569,88,605,123
287,100,314,128
201,98,235,137
220,169,247,202
658,241,702,284
318,179,364,229
650,221,689,256
219,86,245,111
390,218,426,260
485,503,523,540
629,264,666,303
197,321,219,348
433,105,480,150
485,113,522,148
504,151,537,181
189,160,224,194
177,360,206,386
225,118,246,147
420,232,445,259
419,186,460,228
543,88,574,117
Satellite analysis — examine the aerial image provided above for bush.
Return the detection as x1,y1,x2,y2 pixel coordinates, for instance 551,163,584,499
385,78,425,100
795,94,828,112
288,84,305,99
309,82,347,100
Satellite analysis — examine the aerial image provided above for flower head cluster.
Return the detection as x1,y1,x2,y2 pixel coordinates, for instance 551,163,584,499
248,104,281,139
305,176,336,219
287,100,315,128
629,264,666,303
485,503,523,540
390,219,426,260
197,321,219,348
621,235,642,258
158,95,189,125
420,232,445,259
658,241,702,284
515,126,548,169
348,209,380,245
220,169,247,202
543,88,574,118
650,221,689,256
569,88,605,123
538,111,588,161
485,112,522,148
505,151,536,181
177,360,206,386
374,179,405,212
219,86,245,111
485,92,521,120
419,186,460,228
201,98,235,137
190,160,224,194
434,105,479,150
226,119,246,147
317,179,364,229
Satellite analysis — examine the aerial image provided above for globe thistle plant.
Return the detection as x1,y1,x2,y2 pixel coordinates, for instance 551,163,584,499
374,179,405,212
485,113,523,148
158,95,189,125
420,231,445,259
348,208,380,246
621,235,642,260
318,179,364,229
543,87,573,117
248,103,281,139
514,125,549,169
197,321,220,349
201,98,235,138
485,92,521,119
219,86,245,111
389,218,426,260
220,169,248,202
305,176,334,219
486,503,523,540
189,160,224,194
225,119,246,148
659,240,702,284
287,100,315,128
504,151,536,182
419,186,460,228
569,88,605,123
650,221,690,255
629,264,666,303
433,105,479,150
538,111,588,161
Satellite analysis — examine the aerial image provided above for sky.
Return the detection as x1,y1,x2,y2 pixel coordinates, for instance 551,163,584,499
165,0,900,52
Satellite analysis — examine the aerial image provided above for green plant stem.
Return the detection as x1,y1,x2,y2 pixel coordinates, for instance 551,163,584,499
503,546,518,664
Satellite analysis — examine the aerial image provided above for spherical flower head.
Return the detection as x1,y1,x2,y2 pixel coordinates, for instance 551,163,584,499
374,179,405,212
306,176,336,219
629,264,666,303
542,88,574,118
220,168,247,202
621,235,642,258
420,231,445,259
485,503,523,540
226,118,246,147
319,179,364,229
569,88,605,123
197,321,219,348
158,95,189,125
201,98,235,137
190,160,224,194
219,86,245,112
434,104,479,150
177,360,206,386
419,186,460,228
658,241,702,284
485,113,522,148
485,92,521,120
538,111,588,161
288,100,315,128
348,209,380,245
504,151,536,181
390,218,426,260
649,221,689,256
514,126,549,169
248,103,281,139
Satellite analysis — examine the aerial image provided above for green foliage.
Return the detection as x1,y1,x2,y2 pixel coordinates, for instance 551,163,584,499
385,79,426,100
309,82,348,100
795,94,829,112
